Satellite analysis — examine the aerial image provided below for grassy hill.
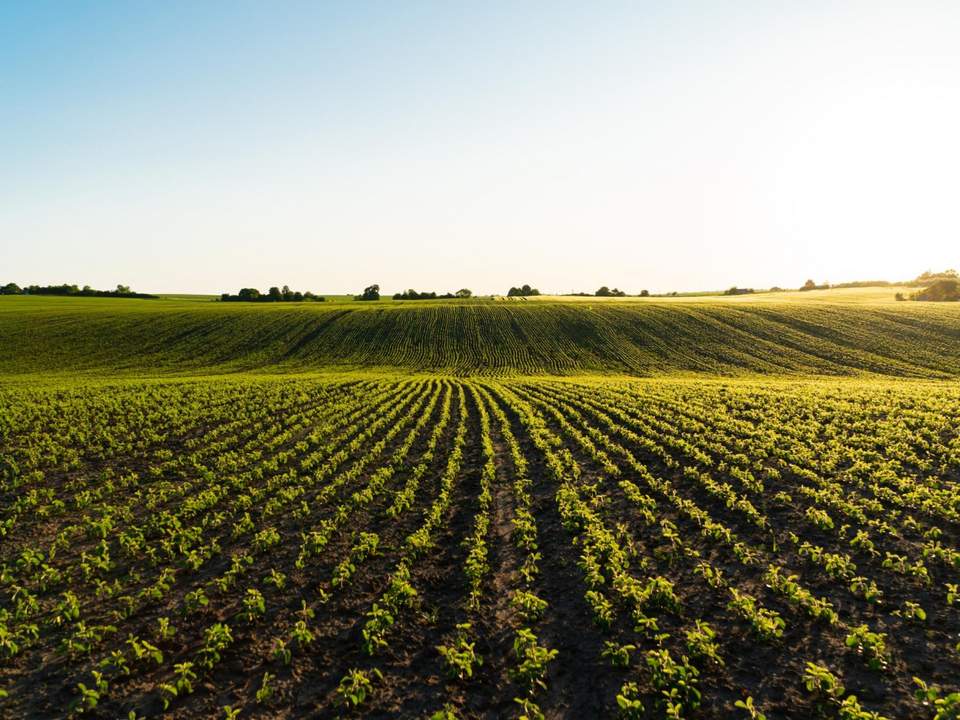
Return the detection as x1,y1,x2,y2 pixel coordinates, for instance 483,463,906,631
3,290,960,378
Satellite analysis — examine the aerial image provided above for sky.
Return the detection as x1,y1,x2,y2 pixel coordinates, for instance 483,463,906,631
2,1,959,295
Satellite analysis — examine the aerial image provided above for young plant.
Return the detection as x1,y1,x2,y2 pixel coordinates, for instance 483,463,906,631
914,677,960,720
429,704,460,720
290,619,315,650
242,588,266,622
511,590,548,622
896,601,927,623
615,681,645,719
126,635,163,666
510,628,558,691
336,668,382,708
196,623,233,670
514,696,546,720
838,695,891,720
272,637,292,665
803,662,844,700
436,623,483,680
602,640,636,669
646,649,701,716
255,671,275,704
267,568,287,590
72,671,108,714
159,662,197,711
735,695,767,720
685,621,723,666
727,589,785,641
156,616,175,641
845,625,888,671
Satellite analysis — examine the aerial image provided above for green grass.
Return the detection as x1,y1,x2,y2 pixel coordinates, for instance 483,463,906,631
2,291,960,378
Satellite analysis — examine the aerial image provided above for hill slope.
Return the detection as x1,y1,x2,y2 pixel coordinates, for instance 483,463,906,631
3,295,960,377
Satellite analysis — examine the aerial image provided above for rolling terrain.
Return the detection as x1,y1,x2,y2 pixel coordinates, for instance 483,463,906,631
1,291,958,720
2,292,959,378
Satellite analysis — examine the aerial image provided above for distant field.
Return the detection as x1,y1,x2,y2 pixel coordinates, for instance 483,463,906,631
161,285,916,306
533,286,916,305
2,289,959,719
2,290,959,378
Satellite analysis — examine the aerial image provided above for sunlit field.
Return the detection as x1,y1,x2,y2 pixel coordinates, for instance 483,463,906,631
1,294,959,719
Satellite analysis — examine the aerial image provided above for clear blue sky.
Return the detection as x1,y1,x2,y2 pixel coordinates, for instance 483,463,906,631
2,1,958,294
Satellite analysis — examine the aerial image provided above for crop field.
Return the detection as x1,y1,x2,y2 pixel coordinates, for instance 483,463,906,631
4,295,960,377
2,372,959,719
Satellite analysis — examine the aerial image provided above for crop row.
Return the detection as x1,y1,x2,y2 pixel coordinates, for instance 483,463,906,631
0,375,958,718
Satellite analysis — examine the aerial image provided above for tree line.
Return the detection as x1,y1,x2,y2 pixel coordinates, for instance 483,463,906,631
566,287,651,297
0,283,156,299
896,278,960,302
220,286,326,302
802,270,958,293
507,284,541,297
595,286,627,297
393,288,473,300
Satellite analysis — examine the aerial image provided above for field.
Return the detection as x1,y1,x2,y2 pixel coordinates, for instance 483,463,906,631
3,293,960,378
1,294,959,719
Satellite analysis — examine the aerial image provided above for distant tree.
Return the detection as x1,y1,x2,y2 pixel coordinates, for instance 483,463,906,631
455,288,472,298
596,286,612,297
222,286,323,302
38,284,82,295
393,288,457,300
801,279,817,291
911,279,960,302
912,269,959,286
895,292,906,301
3,282,155,299
639,289,649,297
507,284,540,297
357,284,380,301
